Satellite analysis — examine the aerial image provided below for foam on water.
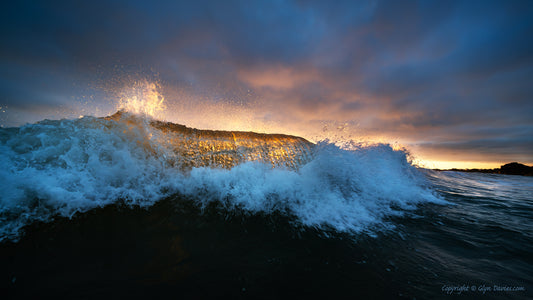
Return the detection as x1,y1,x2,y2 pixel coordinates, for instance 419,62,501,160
0,112,443,242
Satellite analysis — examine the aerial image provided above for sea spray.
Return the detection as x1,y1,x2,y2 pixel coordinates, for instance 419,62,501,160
117,80,167,119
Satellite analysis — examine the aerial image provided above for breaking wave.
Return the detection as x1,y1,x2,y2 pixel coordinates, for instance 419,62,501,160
0,111,442,241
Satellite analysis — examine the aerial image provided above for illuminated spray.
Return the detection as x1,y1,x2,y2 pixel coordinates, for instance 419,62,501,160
117,80,166,119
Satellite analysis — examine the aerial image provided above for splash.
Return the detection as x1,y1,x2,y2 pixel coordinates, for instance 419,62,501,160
117,81,166,119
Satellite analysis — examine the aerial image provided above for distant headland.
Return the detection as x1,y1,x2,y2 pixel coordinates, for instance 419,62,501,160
435,162,533,176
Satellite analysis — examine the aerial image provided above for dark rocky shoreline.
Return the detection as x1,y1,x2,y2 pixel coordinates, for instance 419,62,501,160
435,162,533,176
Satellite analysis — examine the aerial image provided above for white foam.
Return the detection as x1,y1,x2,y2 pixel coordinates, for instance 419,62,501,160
0,115,442,241
181,142,443,234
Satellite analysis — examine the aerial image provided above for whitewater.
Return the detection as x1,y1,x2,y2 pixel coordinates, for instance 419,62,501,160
0,108,442,242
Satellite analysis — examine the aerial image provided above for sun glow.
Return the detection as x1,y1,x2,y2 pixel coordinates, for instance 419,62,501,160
415,160,502,170
117,81,166,119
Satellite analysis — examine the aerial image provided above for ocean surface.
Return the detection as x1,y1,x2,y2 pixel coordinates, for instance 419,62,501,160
1,113,531,299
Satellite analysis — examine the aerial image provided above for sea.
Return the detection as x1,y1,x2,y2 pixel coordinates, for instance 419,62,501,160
0,112,531,299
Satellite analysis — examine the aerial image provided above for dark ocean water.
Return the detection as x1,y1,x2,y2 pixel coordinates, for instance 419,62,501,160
1,113,531,299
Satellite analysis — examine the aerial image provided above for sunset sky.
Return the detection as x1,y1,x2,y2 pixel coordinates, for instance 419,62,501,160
1,0,532,169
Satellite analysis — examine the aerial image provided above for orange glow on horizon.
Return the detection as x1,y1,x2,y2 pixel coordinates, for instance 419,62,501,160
415,160,503,170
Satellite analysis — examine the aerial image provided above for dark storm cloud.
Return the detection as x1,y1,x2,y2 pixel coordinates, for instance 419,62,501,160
1,0,532,164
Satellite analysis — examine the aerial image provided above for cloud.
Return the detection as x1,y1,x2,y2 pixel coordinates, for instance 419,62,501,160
1,0,532,165
238,66,318,90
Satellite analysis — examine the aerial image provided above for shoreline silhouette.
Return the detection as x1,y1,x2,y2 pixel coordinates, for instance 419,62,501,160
434,162,533,176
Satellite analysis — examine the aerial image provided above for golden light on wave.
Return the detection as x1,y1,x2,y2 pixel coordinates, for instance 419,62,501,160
117,81,166,119
105,111,314,170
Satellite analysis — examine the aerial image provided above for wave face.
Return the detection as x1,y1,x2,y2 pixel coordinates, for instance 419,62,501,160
109,111,315,170
0,112,441,241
